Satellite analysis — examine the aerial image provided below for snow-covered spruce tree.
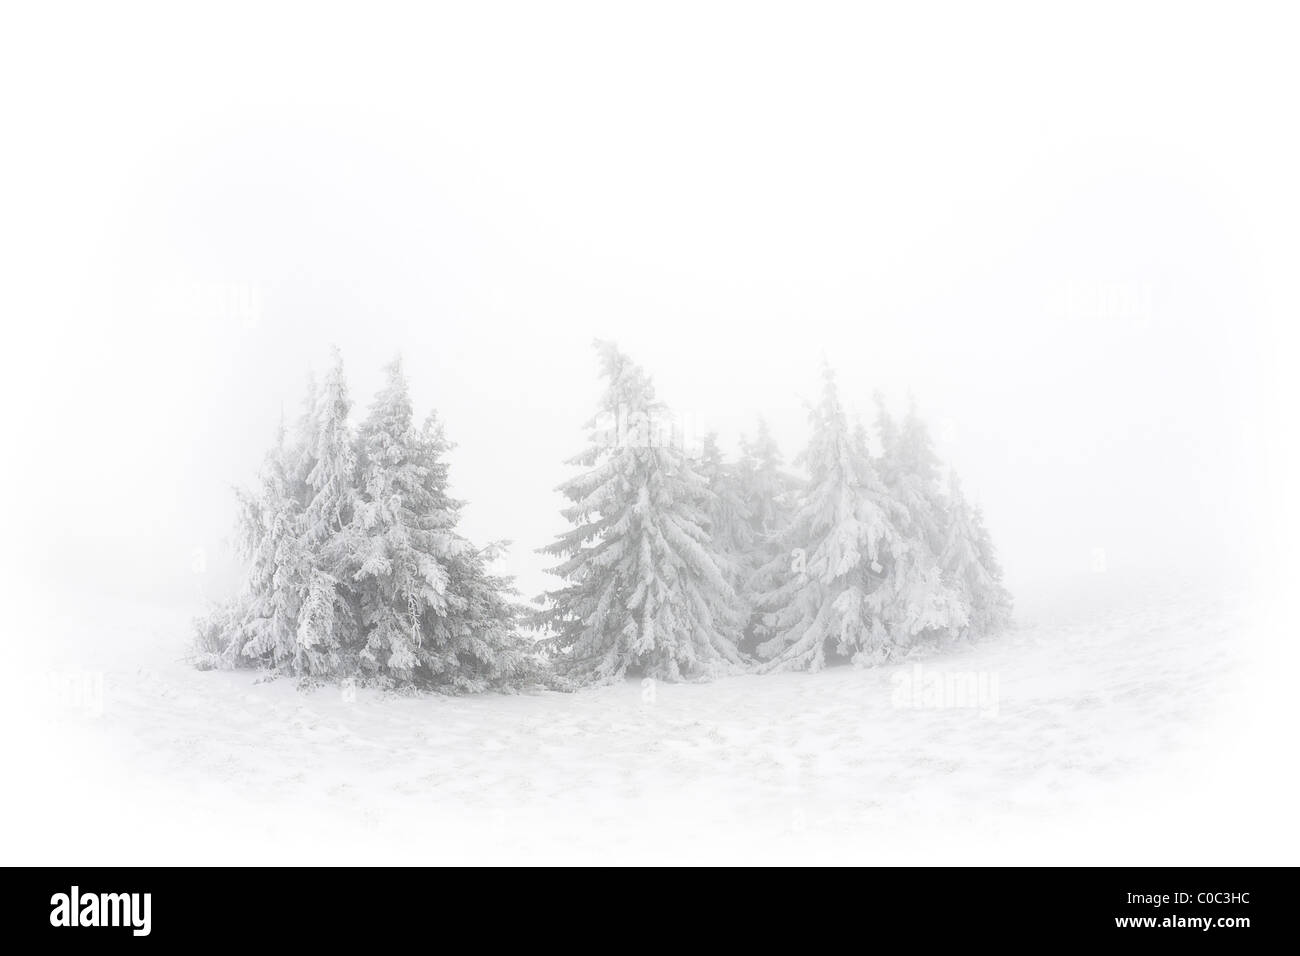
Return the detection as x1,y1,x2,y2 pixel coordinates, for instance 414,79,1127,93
339,359,534,691
941,471,1013,638
752,367,899,670
535,341,745,683
697,432,754,629
197,360,356,676
869,395,968,646
289,348,360,675
734,419,799,657
755,368,968,670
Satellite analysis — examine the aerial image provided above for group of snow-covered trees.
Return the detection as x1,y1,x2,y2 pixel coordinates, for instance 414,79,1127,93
197,342,1010,692
535,341,1011,684
195,350,538,691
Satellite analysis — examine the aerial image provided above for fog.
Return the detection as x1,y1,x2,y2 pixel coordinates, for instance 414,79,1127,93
4,4,1292,617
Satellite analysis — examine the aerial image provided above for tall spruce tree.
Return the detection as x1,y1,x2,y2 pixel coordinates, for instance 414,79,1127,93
697,432,753,617
871,395,968,647
754,367,900,670
304,349,357,546
212,356,359,676
341,358,533,690
941,472,1013,638
291,349,358,674
535,341,744,683
735,419,798,657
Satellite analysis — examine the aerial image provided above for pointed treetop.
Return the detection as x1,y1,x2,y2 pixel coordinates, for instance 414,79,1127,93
593,339,657,407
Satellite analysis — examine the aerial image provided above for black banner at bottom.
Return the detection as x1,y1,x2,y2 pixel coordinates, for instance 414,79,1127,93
6,866,1282,946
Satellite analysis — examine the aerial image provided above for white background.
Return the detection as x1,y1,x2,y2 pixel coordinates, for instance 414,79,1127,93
2,2,1297,864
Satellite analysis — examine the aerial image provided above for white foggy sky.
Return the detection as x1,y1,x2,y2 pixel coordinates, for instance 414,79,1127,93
3,3,1295,611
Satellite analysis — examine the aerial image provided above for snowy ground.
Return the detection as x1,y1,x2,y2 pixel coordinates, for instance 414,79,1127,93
6,571,1294,865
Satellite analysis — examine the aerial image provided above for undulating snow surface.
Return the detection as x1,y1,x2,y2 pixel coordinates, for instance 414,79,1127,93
10,571,1288,865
